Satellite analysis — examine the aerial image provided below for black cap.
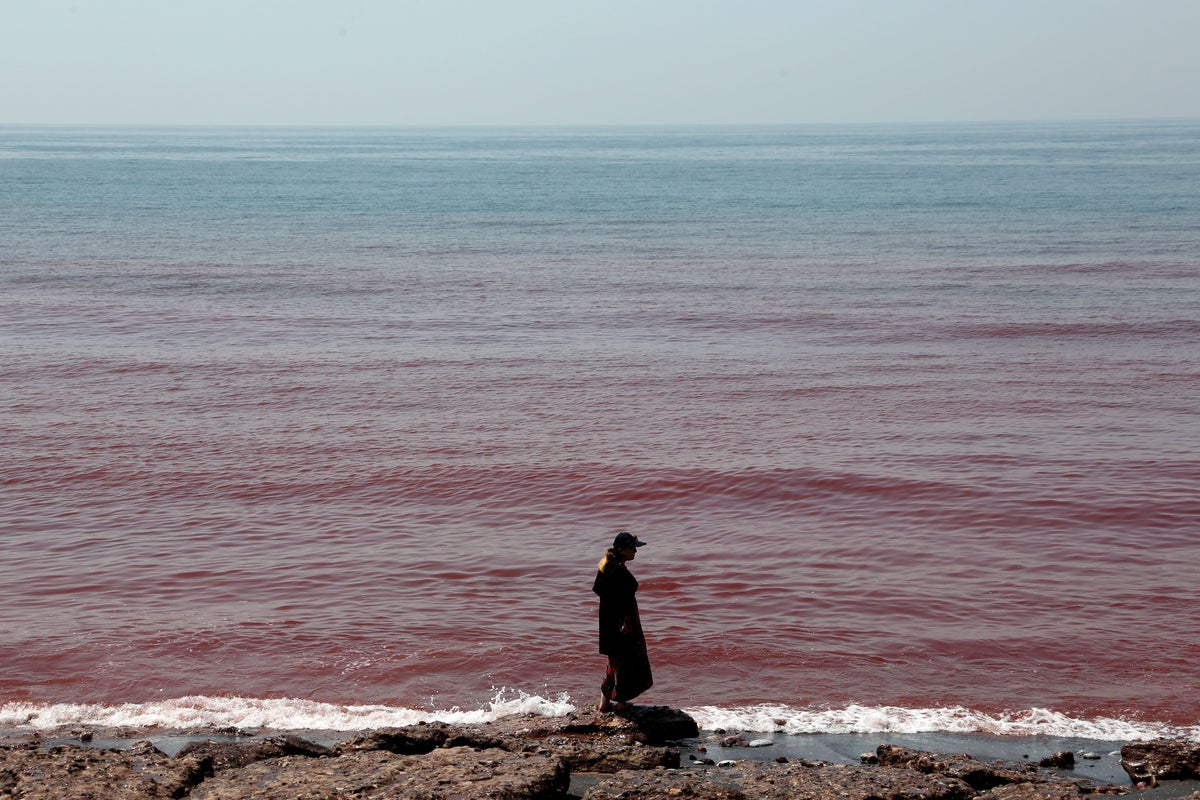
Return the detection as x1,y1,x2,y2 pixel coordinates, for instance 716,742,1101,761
613,531,646,549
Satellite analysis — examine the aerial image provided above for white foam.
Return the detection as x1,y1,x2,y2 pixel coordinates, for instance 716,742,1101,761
3,695,1196,743
0,690,576,732
682,704,1200,743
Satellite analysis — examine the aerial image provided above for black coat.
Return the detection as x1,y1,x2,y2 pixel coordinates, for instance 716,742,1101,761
593,556,643,657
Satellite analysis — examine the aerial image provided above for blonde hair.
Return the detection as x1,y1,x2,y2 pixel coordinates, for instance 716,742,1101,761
597,548,620,572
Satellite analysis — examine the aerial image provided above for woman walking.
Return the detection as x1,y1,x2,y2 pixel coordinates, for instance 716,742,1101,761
593,531,653,712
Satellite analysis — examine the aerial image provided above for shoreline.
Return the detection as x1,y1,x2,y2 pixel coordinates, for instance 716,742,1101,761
4,709,1200,799
2,726,1144,783
3,722,1193,777
5,695,1194,742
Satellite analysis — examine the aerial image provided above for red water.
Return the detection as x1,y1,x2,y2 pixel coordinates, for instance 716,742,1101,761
1,256,1198,731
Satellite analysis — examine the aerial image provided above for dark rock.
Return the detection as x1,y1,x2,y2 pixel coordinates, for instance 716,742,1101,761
978,782,1086,800
177,734,333,771
331,711,682,774
1040,751,1075,769
616,704,701,744
1120,738,1200,782
526,734,680,772
877,744,1040,790
0,743,209,800
333,721,458,754
585,768,749,799
188,745,568,800
877,745,1123,796
584,759,976,800
0,712,1141,799
463,706,697,747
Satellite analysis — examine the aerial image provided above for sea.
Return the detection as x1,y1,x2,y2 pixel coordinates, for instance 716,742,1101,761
1,120,1197,745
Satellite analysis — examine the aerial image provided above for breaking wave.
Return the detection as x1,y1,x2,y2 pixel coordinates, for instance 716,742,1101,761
2,694,1196,743
0,691,574,732
687,703,1200,742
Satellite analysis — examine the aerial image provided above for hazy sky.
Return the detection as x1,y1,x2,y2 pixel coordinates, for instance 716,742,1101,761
4,0,1198,126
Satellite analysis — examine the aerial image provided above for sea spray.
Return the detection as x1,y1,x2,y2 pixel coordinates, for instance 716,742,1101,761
3,694,1196,743
684,703,1200,742
0,691,575,732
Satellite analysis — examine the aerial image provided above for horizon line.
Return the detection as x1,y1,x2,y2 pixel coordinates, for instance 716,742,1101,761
2,115,1198,130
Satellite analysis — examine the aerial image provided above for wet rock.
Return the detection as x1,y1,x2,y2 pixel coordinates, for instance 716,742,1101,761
333,720,461,754
1040,751,1075,769
714,733,775,748
0,714,1142,799
525,734,680,772
469,706,697,747
0,742,209,800
178,734,333,771
188,745,568,800
1120,738,1200,782
583,759,976,800
877,745,1123,796
331,711,682,774
507,708,691,769
616,704,701,744
876,744,1041,790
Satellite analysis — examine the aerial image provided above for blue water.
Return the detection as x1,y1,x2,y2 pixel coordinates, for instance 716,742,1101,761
5,121,1199,271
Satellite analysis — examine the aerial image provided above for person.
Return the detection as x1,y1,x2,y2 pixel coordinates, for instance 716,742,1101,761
592,530,653,712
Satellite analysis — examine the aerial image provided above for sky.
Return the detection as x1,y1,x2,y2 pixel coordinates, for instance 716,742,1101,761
3,0,1199,126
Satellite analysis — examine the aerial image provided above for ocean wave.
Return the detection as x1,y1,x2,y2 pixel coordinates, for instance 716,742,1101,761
2,695,1196,743
0,691,574,732
686,704,1200,742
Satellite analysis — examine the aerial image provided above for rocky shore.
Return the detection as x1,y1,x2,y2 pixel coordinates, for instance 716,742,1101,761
1,706,1197,799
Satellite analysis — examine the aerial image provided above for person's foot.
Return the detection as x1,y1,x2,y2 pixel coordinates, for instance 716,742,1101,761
598,697,614,712
615,701,631,713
